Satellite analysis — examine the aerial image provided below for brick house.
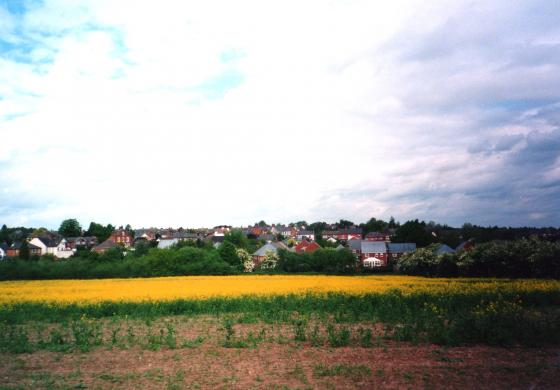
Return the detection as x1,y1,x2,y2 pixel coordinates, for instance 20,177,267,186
387,243,416,262
322,228,363,241
7,241,42,257
109,229,133,248
364,231,391,242
294,240,321,253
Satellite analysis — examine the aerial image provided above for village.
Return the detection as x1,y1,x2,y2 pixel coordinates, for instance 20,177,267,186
0,221,474,270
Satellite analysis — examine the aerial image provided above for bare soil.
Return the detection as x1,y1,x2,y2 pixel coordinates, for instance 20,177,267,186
1,318,559,389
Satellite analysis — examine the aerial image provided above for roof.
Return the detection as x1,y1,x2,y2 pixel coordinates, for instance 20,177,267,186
172,232,199,239
158,239,179,249
35,236,58,247
388,243,416,253
365,231,386,238
348,240,362,251
297,230,314,235
361,241,387,253
435,244,456,255
323,228,363,235
336,244,345,251
253,242,280,257
10,241,42,250
93,239,118,251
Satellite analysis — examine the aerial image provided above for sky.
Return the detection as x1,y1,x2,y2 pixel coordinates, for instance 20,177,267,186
1,0,560,229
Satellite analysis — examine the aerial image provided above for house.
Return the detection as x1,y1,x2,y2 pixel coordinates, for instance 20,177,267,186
361,241,388,267
109,229,133,248
158,238,179,249
387,243,416,262
322,228,363,241
296,230,315,241
172,232,200,241
252,242,289,264
7,241,42,257
28,237,74,258
278,226,296,238
455,241,474,253
92,239,118,253
294,240,321,253
435,244,456,255
66,236,98,250
364,232,391,242
348,240,389,267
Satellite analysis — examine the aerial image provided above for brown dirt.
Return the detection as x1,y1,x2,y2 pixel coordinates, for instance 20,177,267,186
1,319,559,389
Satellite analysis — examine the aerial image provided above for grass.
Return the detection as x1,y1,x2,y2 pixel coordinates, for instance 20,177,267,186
0,281,559,348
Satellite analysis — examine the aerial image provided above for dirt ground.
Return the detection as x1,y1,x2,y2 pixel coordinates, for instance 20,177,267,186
1,318,559,389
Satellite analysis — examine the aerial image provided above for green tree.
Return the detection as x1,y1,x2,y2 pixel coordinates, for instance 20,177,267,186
86,222,115,243
337,219,354,229
361,217,388,234
393,219,435,247
218,241,241,268
19,240,30,260
224,230,248,249
58,219,82,237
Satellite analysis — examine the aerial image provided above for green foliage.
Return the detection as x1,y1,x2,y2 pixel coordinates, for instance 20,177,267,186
1,288,560,347
396,238,560,278
224,230,248,250
58,219,82,237
0,247,235,280
361,217,388,235
18,240,30,260
85,222,114,243
218,241,242,269
393,219,435,247
277,248,357,274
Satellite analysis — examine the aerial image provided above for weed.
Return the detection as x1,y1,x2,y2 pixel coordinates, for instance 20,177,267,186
358,327,373,347
326,324,351,347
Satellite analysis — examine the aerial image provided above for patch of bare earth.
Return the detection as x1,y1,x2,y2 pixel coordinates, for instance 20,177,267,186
1,318,559,389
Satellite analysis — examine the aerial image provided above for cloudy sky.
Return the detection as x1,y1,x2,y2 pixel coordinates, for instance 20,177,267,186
1,0,559,229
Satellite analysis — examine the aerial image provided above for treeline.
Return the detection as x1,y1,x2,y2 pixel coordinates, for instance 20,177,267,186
396,238,560,279
0,246,235,280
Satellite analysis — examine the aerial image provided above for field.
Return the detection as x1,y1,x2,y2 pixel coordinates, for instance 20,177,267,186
1,275,559,389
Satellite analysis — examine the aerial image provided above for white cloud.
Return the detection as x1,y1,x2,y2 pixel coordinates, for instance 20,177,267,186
1,0,559,228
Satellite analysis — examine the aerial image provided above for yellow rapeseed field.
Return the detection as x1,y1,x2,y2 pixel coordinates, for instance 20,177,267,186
0,275,558,304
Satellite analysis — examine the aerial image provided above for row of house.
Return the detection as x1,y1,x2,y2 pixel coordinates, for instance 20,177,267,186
349,240,416,267
1,235,100,259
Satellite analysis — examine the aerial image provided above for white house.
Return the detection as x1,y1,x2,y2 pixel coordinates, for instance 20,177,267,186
28,237,74,259
296,230,315,241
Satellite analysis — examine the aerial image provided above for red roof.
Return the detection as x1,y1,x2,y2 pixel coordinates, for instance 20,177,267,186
295,240,321,253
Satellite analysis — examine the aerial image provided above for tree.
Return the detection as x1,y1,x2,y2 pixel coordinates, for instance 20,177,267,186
19,240,30,260
86,222,115,243
58,219,82,237
224,230,248,249
260,250,278,270
361,217,388,234
337,219,354,229
218,241,241,268
393,220,435,247
236,249,254,272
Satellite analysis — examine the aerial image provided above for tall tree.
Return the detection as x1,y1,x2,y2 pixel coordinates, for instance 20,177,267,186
337,219,355,229
19,240,30,260
86,222,115,243
58,219,82,237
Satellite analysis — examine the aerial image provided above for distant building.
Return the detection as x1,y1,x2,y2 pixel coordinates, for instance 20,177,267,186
252,241,290,264
364,232,391,242
109,229,133,248
295,240,321,253
7,241,42,257
322,228,363,241
435,244,455,255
